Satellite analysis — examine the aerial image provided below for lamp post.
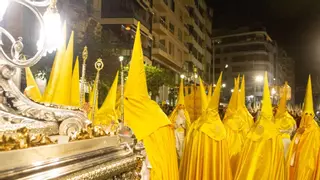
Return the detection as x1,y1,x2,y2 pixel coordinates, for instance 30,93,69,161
119,56,124,126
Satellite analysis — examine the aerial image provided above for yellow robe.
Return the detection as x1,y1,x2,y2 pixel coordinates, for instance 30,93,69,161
180,109,233,180
286,115,320,180
234,118,286,180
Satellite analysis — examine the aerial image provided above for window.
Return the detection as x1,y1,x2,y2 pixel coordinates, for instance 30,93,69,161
169,23,175,34
178,29,183,41
215,58,221,64
169,42,174,56
177,49,183,63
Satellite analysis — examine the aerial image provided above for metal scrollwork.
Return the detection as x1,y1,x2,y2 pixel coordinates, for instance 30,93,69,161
0,0,46,68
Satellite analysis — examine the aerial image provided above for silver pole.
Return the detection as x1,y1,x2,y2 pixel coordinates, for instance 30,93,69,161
119,56,124,127
80,46,88,106
91,58,104,122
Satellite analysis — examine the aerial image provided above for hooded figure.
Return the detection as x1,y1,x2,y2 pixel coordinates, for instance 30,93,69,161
180,74,233,180
95,72,119,135
274,82,296,156
239,75,254,132
124,22,178,179
223,77,247,176
234,72,285,180
286,75,320,180
169,79,191,161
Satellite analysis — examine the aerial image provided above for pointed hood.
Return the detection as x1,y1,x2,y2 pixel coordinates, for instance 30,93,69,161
51,31,74,105
208,72,223,110
275,82,296,131
98,71,119,115
124,22,170,140
42,22,66,103
124,23,148,100
199,77,208,112
303,75,314,115
25,67,42,102
177,79,185,105
260,72,273,118
223,77,239,121
70,56,80,107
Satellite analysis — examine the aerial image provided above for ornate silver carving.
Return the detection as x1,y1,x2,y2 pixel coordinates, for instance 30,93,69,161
0,64,89,135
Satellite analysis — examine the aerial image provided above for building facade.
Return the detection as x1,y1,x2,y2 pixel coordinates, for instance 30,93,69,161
213,27,281,103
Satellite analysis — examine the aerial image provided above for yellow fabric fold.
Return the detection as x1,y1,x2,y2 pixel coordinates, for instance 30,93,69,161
24,67,42,102
286,75,320,180
180,72,233,180
95,71,119,130
51,31,74,106
223,77,246,176
70,56,80,107
239,75,254,131
234,72,285,180
124,22,178,179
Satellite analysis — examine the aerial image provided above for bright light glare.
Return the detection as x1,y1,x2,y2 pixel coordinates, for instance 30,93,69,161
0,0,9,22
119,56,124,62
37,9,62,55
271,88,276,95
222,83,226,88
255,75,263,83
213,84,216,87
231,89,234,93
249,95,254,99
225,64,229,68
194,74,198,79
180,74,185,79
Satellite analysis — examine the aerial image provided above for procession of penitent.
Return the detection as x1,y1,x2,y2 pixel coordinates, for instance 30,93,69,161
24,21,320,180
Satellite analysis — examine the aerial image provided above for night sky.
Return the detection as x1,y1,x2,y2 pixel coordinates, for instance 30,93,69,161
207,0,320,100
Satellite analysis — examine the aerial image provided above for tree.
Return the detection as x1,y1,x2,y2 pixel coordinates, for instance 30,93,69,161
122,65,176,100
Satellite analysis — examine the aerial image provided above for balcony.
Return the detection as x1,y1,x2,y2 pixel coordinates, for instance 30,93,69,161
186,54,203,70
186,18,205,40
153,17,168,35
185,35,204,55
153,42,182,67
153,0,169,12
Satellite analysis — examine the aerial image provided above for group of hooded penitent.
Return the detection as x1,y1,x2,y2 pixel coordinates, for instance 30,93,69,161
170,72,320,180
24,21,320,180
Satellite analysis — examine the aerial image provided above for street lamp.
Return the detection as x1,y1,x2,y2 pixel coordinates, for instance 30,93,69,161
37,0,62,55
255,75,263,83
0,0,9,22
231,89,234,93
222,83,226,88
180,74,185,79
225,64,229,69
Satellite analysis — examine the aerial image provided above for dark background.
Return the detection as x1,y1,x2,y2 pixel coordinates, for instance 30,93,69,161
207,0,320,103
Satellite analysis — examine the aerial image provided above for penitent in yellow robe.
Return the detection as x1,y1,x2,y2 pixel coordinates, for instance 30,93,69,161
286,75,320,180
234,72,286,180
124,22,179,180
180,73,233,180
223,77,247,176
